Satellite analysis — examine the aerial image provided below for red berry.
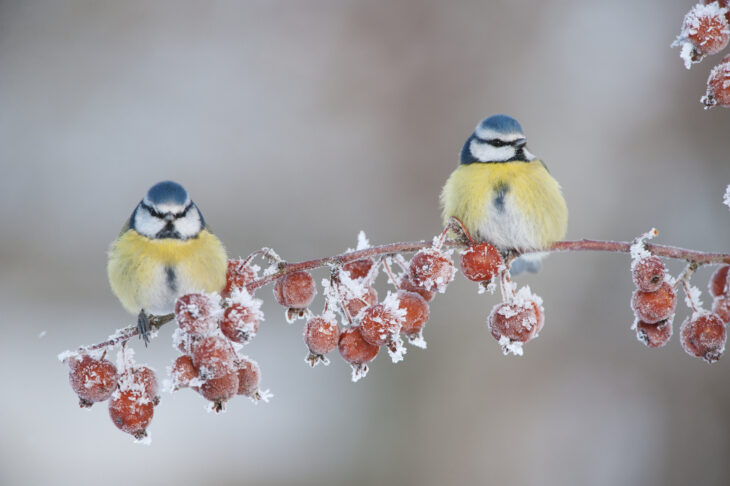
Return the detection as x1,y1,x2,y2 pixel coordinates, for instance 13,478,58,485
131,366,159,406
359,304,402,346
631,281,677,324
175,293,219,337
488,301,541,353
342,259,375,280
632,256,666,292
397,291,430,337
702,59,730,108
222,259,257,295
170,355,198,390
460,243,503,282
273,271,316,309
682,3,730,56
712,296,730,323
398,274,436,302
709,265,730,297
192,336,238,379
220,303,259,344
680,313,727,363
236,358,261,398
339,327,379,365
68,355,118,407
305,315,340,356
109,389,154,440
198,372,239,409
635,319,673,348
344,286,377,319
408,249,455,293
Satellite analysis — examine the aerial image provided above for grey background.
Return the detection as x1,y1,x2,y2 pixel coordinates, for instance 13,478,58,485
1,1,730,485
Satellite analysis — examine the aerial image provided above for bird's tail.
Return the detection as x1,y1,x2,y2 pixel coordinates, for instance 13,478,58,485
509,252,546,275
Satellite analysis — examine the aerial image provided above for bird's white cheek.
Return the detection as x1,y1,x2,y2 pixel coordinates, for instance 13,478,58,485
134,211,165,238
174,212,202,239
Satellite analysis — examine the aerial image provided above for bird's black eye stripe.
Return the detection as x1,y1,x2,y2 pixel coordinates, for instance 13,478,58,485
140,201,193,219
487,139,509,147
140,202,165,219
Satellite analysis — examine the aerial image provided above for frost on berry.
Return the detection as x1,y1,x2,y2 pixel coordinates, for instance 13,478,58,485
712,296,730,323
236,357,261,400
702,58,730,108
674,3,730,69
192,336,238,380
199,372,240,412
631,281,677,324
175,293,220,337
397,291,430,348
680,312,727,363
273,270,316,309
632,256,666,292
635,318,673,348
342,258,375,280
408,248,455,293
222,258,258,296
220,288,264,344
709,265,730,297
460,243,504,283
109,388,154,440
398,274,436,302
304,314,340,366
169,355,199,391
359,294,405,347
131,366,160,406
67,354,118,407
339,327,379,382
344,286,378,320
488,287,544,356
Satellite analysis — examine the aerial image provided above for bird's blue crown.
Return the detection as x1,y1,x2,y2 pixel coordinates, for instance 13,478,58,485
475,114,524,140
144,181,190,207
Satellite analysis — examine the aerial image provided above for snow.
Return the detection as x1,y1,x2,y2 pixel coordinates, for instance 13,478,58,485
630,228,658,270
387,335,407,363
498,335,524,356
38,330,46,339
350,364,369,382
684,284,705,310
407,330,428,349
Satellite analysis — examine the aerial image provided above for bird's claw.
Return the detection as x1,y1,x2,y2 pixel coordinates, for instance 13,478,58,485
137,310,151,347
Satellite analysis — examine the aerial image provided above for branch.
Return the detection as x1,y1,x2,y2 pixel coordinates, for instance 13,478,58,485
79,237,730,351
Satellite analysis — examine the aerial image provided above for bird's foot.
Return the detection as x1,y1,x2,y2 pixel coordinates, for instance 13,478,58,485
137,310,151,347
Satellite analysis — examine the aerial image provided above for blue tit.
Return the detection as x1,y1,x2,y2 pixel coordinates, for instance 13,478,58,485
107,181,228,343
440,114,567,273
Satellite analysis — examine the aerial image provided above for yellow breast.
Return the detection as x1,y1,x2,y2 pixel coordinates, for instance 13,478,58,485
107,229,228,314
440,160,567,250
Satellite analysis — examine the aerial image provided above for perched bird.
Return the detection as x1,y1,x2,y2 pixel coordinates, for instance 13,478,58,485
440,114,567,273
108,181,228,343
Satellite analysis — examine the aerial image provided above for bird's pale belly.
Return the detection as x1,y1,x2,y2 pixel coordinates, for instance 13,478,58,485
475,192,542,251
136,262,214,315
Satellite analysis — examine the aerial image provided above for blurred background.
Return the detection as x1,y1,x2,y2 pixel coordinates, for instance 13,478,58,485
1,1,730,485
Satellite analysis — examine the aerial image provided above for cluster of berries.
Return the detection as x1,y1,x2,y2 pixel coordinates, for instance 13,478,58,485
169,259,265,412
630,232,728,363
64,350,159,441
672,2,730,108
281,236,452,382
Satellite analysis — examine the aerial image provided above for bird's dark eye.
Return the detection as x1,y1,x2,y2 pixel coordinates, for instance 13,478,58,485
489,139,506,147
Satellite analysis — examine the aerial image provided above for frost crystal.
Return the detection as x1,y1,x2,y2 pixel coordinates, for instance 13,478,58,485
498,335,524,356
724,184,730,210
630,228,658,270
684,284,704,310
387,335,407,363
350,364,369,383
356,231,370,250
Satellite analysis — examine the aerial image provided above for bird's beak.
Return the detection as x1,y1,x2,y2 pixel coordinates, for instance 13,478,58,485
514,138,526,148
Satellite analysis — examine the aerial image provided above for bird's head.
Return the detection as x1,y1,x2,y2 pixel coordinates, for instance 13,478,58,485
130,181,205,240
460,114,535,164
